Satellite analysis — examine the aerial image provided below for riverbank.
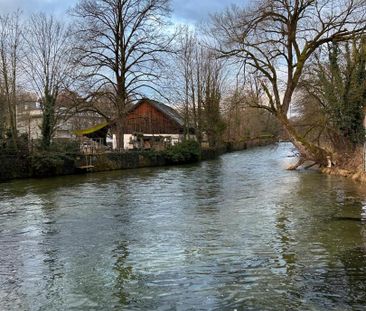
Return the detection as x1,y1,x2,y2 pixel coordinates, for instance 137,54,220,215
321,167,366,183
281,144,365,183
318,147,366,183
0,136,277,182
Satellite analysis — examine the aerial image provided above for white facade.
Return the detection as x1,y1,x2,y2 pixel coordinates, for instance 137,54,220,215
122,134,183,150
17,101,104,141
17,107,43,140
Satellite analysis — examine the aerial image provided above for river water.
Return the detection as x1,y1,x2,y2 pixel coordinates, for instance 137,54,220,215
1,143,366,310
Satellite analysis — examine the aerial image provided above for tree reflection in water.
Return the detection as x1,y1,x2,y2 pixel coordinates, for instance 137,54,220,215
113,240,136,305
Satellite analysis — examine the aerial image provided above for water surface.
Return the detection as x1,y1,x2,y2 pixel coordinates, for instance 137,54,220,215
1,143,366,310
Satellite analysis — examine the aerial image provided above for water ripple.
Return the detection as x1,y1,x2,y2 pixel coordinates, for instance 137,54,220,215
1,144,366,310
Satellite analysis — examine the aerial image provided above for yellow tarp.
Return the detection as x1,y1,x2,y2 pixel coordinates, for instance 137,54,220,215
72,122,109,136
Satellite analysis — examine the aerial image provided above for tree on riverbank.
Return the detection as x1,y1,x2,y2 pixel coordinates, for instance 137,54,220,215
0,11,22,148
211,0,366,167
23,13,77,149
318,39,366,150
291,36,366,169
170,29,230,147
223,90,280,142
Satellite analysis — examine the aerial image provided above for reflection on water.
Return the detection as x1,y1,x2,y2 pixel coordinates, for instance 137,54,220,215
113,241,135,305
1,143,366,310
361,203,366,223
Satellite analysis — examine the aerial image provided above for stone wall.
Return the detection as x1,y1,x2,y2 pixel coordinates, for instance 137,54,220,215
80,151,167,173
0,137,277,182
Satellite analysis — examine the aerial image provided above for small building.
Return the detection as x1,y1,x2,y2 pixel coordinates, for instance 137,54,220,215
73,98,194,151
73,122,111,154
122,99,190,150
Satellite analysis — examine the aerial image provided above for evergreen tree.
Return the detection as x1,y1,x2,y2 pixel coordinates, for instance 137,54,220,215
318,38,366,148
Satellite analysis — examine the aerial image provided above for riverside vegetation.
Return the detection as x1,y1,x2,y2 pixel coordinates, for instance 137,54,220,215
0,134,276,182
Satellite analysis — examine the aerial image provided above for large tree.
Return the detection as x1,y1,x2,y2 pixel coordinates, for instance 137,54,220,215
0,11,21,146
72,0,172,149
293,38,366,152
212,0,366,167
319,39,366,148
23,13,76,149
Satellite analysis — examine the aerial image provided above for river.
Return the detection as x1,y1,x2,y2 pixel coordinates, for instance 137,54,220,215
1,143,366,310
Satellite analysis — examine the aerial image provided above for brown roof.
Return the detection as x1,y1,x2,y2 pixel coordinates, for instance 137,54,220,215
128,98,184,127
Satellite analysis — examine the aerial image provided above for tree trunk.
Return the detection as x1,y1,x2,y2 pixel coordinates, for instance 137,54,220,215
7,97,18,149
41,95,56,149
116,116,125,151
277,113,329,167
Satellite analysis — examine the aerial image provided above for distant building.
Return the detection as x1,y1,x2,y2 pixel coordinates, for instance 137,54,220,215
17,99,43,140
16,97,104,142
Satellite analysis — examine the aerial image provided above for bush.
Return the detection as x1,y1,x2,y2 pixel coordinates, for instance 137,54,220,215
30,151,75,177
49,139,80,153
0,131,29,154
163,140,201,164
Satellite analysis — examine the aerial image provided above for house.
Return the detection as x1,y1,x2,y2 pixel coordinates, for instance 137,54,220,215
73,98,193,151
16,95,104,142
16,99,43,140
122,98,191,150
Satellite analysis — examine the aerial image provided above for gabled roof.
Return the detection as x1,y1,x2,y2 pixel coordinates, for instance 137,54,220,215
72,99,186,136
129,98,184,127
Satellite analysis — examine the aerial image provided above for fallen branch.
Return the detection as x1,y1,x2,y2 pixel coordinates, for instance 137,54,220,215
287,157,306,170
304,162,318,170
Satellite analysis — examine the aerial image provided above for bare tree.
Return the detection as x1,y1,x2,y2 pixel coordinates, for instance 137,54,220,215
212,0,366,167
0,11,21,146
71,0,173,149
23,13,76,149
170,29,199,139
171,28,226,146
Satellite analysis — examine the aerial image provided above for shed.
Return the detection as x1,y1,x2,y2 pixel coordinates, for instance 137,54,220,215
122,98,192,150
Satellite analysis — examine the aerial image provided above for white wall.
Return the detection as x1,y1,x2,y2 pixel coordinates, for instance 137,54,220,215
123,134,183,150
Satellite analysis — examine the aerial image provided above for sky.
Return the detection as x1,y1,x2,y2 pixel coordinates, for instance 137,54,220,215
171,0,245,24
0,0,246,24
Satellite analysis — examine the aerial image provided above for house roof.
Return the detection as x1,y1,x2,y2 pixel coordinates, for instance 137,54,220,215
130,99,184,127
71,99,185,137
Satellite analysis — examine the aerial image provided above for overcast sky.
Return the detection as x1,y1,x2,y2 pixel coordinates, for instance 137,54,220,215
0,0,246,23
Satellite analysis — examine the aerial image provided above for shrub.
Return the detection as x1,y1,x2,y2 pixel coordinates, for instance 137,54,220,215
30,151,75,177
163,140,201,164
49,139,80,153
